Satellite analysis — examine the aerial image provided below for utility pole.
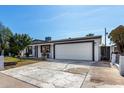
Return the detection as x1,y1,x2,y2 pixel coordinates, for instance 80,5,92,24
105,28,108,60
105,28,107,47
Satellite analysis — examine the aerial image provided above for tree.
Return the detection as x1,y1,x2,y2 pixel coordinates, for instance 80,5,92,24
86,33,94,36
0,23,13,55
108,25,124,55
9,33,32,57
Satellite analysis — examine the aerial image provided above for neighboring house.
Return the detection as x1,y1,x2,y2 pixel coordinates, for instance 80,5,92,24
22,35,102,61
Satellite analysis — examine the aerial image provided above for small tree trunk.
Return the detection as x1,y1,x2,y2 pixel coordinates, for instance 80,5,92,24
17,51,21,61
19,50,23,61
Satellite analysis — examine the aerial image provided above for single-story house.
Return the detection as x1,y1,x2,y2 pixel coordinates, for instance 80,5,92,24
22,35,102,61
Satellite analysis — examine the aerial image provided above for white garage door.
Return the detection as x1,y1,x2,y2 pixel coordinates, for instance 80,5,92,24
55,42,93,60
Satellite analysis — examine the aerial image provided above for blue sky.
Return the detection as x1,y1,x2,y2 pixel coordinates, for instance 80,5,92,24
0,5,124,45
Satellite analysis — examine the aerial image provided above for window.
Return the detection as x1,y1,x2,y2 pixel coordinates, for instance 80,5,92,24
41,45,50,53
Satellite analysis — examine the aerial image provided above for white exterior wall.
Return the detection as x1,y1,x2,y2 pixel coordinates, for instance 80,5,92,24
110,46,115,60
32,45,35,57
94,39,101,61
38,45,41,58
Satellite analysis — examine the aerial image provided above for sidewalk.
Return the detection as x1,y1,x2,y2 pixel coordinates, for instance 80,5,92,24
0,73,37,88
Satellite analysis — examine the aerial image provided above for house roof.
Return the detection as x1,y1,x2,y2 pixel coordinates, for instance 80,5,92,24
31,35,102,45
32,39,45,44
52,35,102,43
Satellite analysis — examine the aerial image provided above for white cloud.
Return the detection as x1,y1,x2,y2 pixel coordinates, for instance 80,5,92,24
39,7,107,22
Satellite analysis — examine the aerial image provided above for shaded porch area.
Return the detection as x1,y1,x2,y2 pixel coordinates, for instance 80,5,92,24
22,43,54,59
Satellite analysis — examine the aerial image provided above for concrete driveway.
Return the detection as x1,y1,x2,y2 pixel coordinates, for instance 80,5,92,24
1,60,124,88
1,60,91,88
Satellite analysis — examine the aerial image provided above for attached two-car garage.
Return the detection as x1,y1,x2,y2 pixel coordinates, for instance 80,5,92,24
24,36,101,61
54,41,94,61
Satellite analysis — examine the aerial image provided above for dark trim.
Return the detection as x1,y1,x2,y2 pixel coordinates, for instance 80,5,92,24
54,40,95,61
52,36,101,43
53,44,55,59
54,40,94,45
31,35,102,45
92,41,95,61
